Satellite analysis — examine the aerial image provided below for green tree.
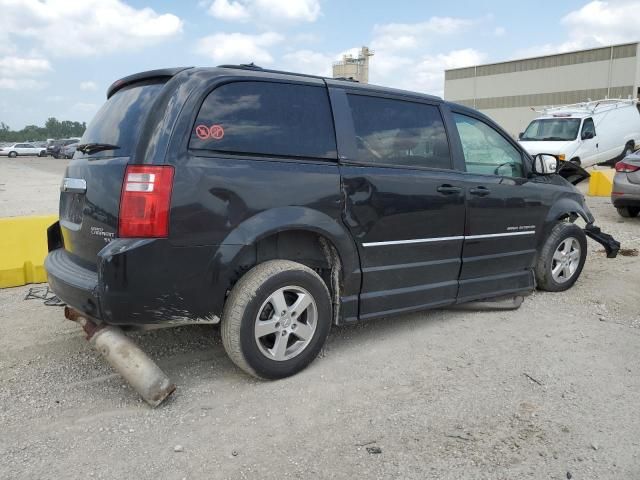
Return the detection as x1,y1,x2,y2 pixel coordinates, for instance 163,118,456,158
0,117,86,143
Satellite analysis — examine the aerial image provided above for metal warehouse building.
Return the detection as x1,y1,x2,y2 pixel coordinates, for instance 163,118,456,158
444,42,640,136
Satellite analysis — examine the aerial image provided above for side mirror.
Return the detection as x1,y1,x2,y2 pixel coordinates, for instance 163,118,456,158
532,153,559,175
582,131,594,140
518,132,524,140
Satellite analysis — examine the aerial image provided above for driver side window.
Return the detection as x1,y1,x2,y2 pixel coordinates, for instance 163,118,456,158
453,113,524,178
581,118,595,138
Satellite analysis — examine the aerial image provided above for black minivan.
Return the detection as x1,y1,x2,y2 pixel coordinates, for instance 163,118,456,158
45,65,618,379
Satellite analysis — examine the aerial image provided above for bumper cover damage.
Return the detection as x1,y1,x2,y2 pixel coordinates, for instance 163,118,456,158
584,224,620,258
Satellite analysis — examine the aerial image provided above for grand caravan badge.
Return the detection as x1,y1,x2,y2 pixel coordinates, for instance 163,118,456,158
90,226,115,243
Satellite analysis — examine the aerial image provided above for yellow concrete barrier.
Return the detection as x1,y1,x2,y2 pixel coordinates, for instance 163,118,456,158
588,169,615,196
0,215,57,288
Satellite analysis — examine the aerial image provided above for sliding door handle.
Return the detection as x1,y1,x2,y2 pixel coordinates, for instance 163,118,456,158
469,186,491,196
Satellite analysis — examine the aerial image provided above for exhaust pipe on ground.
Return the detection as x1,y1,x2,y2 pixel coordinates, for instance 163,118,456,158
65,307,176,407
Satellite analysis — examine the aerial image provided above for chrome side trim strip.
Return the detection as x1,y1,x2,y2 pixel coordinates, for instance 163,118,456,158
466,231,536,240
362,230,535,247
362,236,464,247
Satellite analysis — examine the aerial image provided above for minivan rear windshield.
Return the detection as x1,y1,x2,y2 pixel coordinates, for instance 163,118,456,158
520,118,581,141
76,80,165,158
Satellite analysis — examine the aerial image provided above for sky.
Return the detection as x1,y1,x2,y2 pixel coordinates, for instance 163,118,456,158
1,0,640,129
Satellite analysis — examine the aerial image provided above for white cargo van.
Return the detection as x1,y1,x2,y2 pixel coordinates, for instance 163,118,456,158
518,99,640,168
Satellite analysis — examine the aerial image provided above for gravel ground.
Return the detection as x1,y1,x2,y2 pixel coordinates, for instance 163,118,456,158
0,159,639,479
0,156,69,217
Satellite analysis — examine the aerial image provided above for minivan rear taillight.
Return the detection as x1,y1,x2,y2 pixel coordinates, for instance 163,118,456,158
615,161,640,173
119,165,174,238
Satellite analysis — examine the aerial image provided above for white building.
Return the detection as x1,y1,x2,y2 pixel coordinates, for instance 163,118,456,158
333,47,374,84
444,42,640,135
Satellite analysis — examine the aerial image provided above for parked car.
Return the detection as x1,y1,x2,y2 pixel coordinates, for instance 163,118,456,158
47,139,79,158
518,99,640,168
61,142,79,159
612,153,640,217
45,66,619,380
0,142,47,157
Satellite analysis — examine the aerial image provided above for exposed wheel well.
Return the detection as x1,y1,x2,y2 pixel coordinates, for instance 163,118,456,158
231,230,343,324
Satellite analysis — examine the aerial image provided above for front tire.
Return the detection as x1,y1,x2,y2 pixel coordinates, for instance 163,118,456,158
221,260,332,379
617,206,640,218
535,222,587,292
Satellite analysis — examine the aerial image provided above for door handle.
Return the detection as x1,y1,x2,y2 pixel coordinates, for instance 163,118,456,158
437,184,462,195
469,186,491,196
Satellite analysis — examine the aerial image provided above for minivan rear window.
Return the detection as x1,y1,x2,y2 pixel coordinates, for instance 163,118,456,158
190,81,337,159
77,80,165,158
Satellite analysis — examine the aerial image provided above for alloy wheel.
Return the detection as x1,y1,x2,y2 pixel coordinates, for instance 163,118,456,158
254,285,318,361
551,237,581,284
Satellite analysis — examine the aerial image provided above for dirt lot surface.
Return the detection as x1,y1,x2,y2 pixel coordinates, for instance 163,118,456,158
0,156,69,217
0,159,639,479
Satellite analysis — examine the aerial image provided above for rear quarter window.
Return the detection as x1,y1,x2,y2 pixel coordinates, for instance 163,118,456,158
189,81,337,159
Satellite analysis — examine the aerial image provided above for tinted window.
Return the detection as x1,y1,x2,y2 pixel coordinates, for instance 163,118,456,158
454,113,524,178
78,80,165,158
347,94,450,169
581,118,596,138
190,82,336,159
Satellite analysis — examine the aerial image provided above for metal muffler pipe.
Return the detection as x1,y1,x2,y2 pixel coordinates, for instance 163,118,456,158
65,307,175,407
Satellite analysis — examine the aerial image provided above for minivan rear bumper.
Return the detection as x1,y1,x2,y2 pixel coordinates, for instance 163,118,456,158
45,223,235,325
45,248,102,319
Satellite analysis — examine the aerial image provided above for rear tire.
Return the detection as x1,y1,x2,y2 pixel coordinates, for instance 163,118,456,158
617,206,640,218
8,151,17,158
535,222,587,292
221,260,332,379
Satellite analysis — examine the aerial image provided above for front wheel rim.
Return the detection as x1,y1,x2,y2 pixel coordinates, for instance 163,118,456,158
254,285,318,361
551,237,581,283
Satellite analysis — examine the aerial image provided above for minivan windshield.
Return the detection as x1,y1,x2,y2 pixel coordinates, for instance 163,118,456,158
76,80,165,158
520,118,581,141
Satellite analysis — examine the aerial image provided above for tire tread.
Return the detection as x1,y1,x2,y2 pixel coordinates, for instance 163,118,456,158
221,260,330,379
535,222,587,292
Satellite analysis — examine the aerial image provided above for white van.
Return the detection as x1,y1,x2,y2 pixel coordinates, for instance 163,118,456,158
518,99,640,168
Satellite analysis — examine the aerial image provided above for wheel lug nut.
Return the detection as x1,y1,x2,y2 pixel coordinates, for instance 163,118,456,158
281,330,287,336
292,324,297,330
275,322,280,328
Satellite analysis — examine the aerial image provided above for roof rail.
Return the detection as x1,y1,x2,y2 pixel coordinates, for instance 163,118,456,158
333,76,359,83
533,98,638,115
217,64,328,80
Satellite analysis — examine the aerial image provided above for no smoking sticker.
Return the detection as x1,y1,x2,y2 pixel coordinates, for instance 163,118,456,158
194,124,225,140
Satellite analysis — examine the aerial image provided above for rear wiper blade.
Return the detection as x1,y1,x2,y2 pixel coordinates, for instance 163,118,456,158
76,143,120,154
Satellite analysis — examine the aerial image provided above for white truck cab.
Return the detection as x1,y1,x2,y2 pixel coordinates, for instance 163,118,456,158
518,99,640,168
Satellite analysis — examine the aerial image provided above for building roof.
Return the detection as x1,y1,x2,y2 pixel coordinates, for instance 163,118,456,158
445,41,639,76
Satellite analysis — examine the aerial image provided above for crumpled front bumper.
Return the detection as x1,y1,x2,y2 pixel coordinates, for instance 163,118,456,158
584,224,620,258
